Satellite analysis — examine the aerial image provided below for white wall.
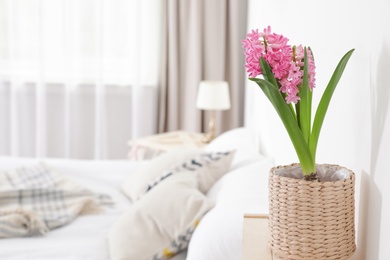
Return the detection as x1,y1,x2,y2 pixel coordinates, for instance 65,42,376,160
245,0,390,259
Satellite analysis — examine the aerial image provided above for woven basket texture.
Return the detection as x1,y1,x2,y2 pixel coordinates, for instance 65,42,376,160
268,163,356,260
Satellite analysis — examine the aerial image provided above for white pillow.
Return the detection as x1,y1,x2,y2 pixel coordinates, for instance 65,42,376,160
121,149,201,201
109,172,214,260
205,127,266,170
186,159,274,260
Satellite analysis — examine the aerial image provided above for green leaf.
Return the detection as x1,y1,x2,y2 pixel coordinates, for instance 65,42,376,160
259,57,281,90
299,48,311,145
249,77,315,175
308,47,315,61
260,57,297,119
309,49,355,160
295,102,301,128
308,47,314,133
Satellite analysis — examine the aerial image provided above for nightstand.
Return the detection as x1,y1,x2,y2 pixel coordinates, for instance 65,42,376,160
243,214,274,260
243,214,351,260
127,130,206,161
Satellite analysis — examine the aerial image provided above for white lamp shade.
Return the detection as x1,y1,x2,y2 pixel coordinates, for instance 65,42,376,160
196,81,231,110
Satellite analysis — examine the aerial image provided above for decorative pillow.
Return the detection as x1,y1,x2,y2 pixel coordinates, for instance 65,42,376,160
157,150,236,194
109,172,214,260
122,149,235,201
121,148,201,202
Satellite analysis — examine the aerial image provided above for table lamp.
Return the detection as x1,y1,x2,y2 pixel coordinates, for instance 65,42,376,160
196,80,231,143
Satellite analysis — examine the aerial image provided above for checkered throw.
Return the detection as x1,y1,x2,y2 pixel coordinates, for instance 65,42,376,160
0,163,113,238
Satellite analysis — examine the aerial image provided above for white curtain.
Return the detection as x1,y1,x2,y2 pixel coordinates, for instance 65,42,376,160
0,0,161,159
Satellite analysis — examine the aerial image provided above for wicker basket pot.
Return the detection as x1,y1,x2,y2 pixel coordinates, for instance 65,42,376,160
268,163,356,260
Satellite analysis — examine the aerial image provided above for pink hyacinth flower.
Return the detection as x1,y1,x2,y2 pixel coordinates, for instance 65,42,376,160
242,26,317,104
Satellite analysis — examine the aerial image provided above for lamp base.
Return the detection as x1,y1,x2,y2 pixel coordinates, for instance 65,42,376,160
201,132,216,143
202,110,217,143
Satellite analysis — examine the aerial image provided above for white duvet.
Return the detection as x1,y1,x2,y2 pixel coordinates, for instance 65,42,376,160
0,157,142,260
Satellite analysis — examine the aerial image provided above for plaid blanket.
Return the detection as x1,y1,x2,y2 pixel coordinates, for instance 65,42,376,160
0,163,113,238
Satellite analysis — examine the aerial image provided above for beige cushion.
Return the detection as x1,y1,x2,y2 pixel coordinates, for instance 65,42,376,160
163,150,236,193
109,172,214,260
121,149,235,201
121,149,201,202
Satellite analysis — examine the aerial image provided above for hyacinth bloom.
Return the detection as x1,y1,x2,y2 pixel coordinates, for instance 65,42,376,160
242,26,354,178
242,26,316,104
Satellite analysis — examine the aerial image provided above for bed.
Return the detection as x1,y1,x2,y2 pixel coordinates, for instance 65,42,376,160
0,128,274,260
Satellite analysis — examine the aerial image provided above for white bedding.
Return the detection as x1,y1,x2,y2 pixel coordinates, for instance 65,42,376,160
0,128,273,260
0,157,149,260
